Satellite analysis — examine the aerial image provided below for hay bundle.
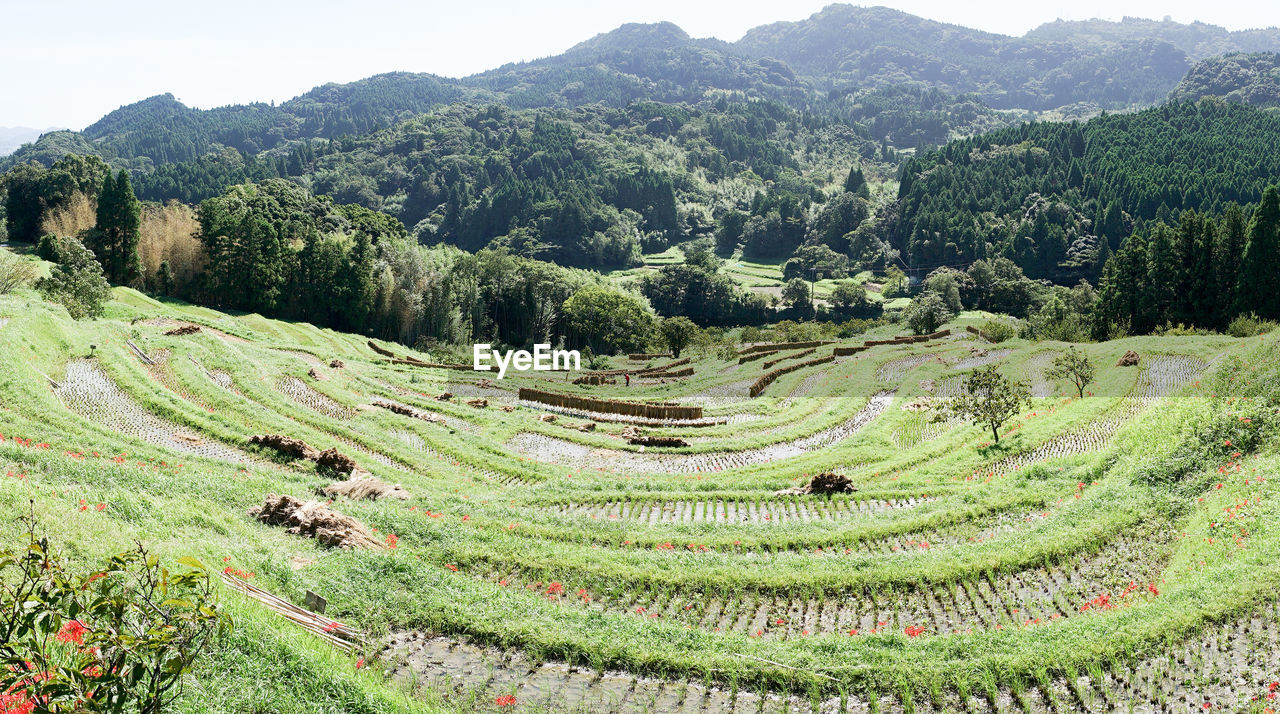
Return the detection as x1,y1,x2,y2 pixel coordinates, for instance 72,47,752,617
762,348,815,370
518,388,703,420
307,367,324,381
315,448,357,476
321,476,411,501
833,345,868,356
164,324,201,336
1117,350,1141,367
250,494,384,549
749,355,835,398
775,472,856,496
437,392,453,401
250,434,317,461
329,359,345,369
466,398,488,408
538,414,558,423
627,435,687,447
368,340,396,358
738,340,833,356
374,399,415,417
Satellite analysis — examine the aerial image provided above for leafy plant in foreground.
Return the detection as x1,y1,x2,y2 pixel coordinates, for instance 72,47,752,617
0,514,230,713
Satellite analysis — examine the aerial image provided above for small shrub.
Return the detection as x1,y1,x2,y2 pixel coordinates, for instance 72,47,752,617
905,292,952,335
979,320,1017,343
35,237,112,319
0,250,37,295
1226,313,1277,338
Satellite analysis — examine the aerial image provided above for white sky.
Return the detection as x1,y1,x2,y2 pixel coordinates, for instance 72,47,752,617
1,0,1277,130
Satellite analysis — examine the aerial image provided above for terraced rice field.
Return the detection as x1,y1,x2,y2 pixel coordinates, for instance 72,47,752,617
3,287,1278,714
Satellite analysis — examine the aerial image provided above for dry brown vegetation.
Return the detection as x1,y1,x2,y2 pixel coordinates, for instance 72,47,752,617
137,202,204,292
40,191,96,238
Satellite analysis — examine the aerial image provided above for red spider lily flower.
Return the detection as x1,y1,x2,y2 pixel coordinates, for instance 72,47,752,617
444,564,458,572
95,503,105,511
546,582,564,596
495,695,517,707
324,622,340,633
355,657,365,669
1148,584,1159,596
0,690,36,714
56,620,89,645
635,606,646,614
498,579,508,587
904,625,926,637
384,534,398,549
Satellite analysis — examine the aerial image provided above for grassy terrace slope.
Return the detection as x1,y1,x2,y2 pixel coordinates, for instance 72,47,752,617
2,283,1278,713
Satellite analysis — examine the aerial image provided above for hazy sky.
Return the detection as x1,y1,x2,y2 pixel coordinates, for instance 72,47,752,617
2,0,1278,130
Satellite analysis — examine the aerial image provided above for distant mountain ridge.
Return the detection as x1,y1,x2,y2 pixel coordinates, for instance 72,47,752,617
6,4,1280,173
0,126,61,157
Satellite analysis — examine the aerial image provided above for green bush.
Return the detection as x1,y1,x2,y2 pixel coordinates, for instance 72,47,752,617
0,518,229,713
1226,313,1278,338
980,320,1017,343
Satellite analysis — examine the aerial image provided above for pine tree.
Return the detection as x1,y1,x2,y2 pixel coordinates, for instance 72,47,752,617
844,167,869,199
1238,185,1280,319
1144,224,1178,329
92,170,143,286
1214,202,1247,326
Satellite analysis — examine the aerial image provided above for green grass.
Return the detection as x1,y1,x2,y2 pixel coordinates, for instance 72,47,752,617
2,271,1279,712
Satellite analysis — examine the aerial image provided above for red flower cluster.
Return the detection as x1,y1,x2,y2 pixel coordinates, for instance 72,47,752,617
223,566,254,579
56,620,89,645
904,625,926,637
495,694,517,707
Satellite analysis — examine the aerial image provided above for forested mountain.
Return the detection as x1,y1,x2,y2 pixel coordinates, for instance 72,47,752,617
1169,52,1280,106
0,127,51,157
10,4,1280,182
1026,17,1280,60
894,100,1280,282
121,98,888,269
735,6,1192,110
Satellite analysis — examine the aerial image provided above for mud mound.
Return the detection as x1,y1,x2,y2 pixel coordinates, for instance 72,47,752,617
627,435,687,447
315,448,357,476
322,476,411,501
164,324,201,336
249,494,383,549
249,434,317,460
776,471,856,496
1117,350,1141,367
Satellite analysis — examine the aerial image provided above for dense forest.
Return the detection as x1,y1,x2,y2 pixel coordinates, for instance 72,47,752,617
1169,52,1280,106
5,6,1280,350
894,101,1280,281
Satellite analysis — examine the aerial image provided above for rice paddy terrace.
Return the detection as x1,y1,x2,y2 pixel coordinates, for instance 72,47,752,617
2,287,1279,714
